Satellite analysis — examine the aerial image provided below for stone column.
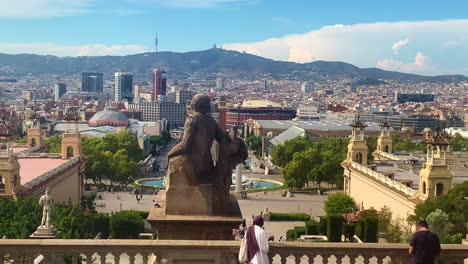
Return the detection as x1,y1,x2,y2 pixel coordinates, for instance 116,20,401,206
235,164,243,196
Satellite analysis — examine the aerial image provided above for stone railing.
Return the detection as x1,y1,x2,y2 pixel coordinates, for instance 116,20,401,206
350,162,417,197
0,240,466,264
16,152,61,158
23,156,81,189
375,151,401,161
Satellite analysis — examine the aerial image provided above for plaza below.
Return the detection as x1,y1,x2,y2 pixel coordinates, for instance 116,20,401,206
0,239,466,263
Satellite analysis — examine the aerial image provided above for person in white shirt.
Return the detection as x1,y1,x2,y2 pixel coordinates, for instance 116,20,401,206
246,215,269,264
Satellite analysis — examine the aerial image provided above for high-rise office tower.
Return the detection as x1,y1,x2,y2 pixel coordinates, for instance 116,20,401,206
153,69,167,101
301,81,315,93
81,72,103,93
114,72,133,102
262,80,268,91
54,83,66,101
216,77,225,89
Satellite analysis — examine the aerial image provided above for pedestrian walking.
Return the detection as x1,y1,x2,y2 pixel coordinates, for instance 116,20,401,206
409,220,441,264
244,215,269,264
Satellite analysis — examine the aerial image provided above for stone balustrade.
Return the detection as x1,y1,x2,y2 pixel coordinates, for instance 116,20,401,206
350,162,417,197
375,151,401,161
0,240,467,264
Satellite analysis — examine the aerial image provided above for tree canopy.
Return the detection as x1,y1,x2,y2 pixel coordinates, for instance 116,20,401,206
451,133,468,151
246,135,262,153
324,192,357,215
271,137,349,188
82,132,144,184
410,181,468,235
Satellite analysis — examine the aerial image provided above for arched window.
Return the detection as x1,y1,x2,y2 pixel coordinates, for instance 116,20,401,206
0,176,5,194
436,183,444,197
385,145,389,153
356,152,363,164
422,182,426,194
67,146,74,158
31,138,36,146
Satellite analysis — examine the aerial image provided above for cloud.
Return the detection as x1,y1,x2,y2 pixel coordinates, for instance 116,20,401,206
392,38,409,55
0,0,92,18
223,19,468,74
376,52,433,73
112,9,145,15
137,0,254,8
0,42,149,56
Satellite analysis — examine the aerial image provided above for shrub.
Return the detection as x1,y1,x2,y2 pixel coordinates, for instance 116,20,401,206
319,216,328,235
286,229,297,241
110,211,144,239
355,219,365,239
364,218,379,243
324,192,357,215
441,233,464,244
294,226,307,238
305,221,320,235
136,211,150,220
86,213,110,238
326,215,343,242
270,212,311,221
345,223,356,241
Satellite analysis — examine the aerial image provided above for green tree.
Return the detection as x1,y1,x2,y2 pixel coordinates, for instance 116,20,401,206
246,135,262,152
149,135,165,146
426,209,454,238
324,192,357,215
110,211,144,239
451,133,468,151
161,130,172,144
44,135,62,153
282,148,320,189
410,181,468,234
81,132,144,184
365,136,377,161
271,136,313,167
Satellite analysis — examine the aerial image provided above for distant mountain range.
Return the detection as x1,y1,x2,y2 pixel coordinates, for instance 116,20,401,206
0,49,466,82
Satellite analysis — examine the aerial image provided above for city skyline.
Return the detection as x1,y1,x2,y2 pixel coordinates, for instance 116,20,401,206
0,0,467,75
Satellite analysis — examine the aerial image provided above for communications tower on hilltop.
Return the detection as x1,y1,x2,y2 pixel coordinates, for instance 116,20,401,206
155,33,158,52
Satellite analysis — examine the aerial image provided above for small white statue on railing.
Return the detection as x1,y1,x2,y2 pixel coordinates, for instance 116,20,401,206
39,187,54,228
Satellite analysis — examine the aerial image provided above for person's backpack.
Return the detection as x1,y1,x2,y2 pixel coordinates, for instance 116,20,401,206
238,237,248,263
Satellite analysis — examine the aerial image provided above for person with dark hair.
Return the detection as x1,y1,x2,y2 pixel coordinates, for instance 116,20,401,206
409,220,441,264
245,215,269,264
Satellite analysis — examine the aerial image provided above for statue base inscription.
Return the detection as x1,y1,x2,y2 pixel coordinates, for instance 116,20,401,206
148,190,242,240
30,226,58,239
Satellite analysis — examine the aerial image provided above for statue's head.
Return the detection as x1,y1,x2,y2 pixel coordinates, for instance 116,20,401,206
45,187,51,195
191,94,211,114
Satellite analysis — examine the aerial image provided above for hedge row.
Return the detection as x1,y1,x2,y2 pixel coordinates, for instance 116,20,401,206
270,212,311,221
305,221,320,235
355,218,378,242
326,215,343,242
286,229,297,241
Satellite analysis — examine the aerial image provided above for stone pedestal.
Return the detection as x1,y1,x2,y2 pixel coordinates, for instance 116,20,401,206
30,226,58,239
148,190,242,240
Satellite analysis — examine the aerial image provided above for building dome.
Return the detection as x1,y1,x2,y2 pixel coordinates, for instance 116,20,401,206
89,109,130,127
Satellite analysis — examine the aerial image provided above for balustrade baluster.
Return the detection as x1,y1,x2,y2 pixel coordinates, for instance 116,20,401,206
362,255,371,264
98,252,106,264
114,253,121,264
142,253,150,264
294,254,303,264
335,255,345,264
279,254,289,264
84,253,93,264
321,254,331,264
71,254,78,264
268,253,275,264
128,253,136,264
